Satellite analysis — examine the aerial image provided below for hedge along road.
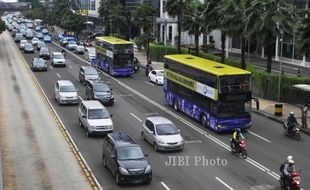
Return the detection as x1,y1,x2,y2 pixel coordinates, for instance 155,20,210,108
16,34,310,190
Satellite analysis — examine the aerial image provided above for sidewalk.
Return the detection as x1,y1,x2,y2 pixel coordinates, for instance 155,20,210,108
0,31,95,189
134,48,310,135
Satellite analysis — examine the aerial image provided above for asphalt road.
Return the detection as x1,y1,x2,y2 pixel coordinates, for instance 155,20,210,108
9,33,310,190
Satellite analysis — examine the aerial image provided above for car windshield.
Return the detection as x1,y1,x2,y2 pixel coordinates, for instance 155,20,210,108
68,41,76,45
88,109,109,119
25,44,33,48
54,54,64,59
40,48,48,53
34,59,44,66
45,36,51,39
88,48,96,54
94,84,109,92
155,123,179,135
157,71,164,76
85,68,98,75
117,147,144,160
59,85,75,92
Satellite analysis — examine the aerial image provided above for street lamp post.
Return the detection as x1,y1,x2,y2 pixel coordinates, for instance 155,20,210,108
277,31,284,102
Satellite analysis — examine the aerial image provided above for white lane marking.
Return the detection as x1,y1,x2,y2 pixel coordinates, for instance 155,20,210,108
144,112,158,116
68,65,72,69
49,66,53,69
248,130,272,143
160,181,171,190
118,94,132,97
130,113,142,122
57,41,281,181
56,73,61,78
184,140,202,144
215,177,234,190
146,81,155,86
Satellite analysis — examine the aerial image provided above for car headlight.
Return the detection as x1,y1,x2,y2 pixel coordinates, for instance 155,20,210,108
157,139,165,145
144,165,152,174
106,125,113,129
217,124,224,128
119,167,129,175
111,95,114,99
93,95,99,99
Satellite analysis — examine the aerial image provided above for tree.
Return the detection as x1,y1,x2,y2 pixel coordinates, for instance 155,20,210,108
244,0,296,73
182,0,205,56
0,18,5,34
165,0,189,53
133,4,156,34
203,0,225,62
60,12,84,37
296,10,310,59
216,0,250,69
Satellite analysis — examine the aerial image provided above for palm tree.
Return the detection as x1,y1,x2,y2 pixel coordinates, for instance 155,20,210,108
244,0,296,73
165,0,189,53
204,0,225,62
296,10,310,59
182,0,206,56
216,0,250,69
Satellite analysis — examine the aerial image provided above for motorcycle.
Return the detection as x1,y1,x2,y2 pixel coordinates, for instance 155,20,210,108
283,122,301,141
279,170,303,190
230,138,247,159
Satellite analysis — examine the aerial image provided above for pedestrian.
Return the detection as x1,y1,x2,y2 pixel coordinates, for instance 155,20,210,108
145,59,152,76
301,104,308,128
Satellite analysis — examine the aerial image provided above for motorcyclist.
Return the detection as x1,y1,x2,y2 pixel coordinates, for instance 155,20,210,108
286,112,298,134
283,159,296,187
61,49,66,58
231,128,245,152
280,155,293,175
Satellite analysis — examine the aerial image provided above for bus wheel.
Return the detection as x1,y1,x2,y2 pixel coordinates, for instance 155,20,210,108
201,114,207,127
173,99,179,111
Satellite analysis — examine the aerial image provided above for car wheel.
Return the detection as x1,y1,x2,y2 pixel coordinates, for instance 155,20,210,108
141,132,145,141
102,155,107,168
78,118,83,128
173,99,179,111
115,172,122,185
54,93,57,100
154,142,159,152
86,128,92,137
156,80,158,85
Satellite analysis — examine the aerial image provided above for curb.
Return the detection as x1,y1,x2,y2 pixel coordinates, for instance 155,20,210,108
12,36,102,190
252,109,310,136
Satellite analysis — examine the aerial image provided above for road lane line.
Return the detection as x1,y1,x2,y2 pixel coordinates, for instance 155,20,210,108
160,182,171,190
184,140,202,144
56,73,61,78
146,81,155,86
248,130,272,143
118,94,132,97
68,65,72,69
215,177,234,190
49,66,53,69
130,113,142,122
56,40,281,181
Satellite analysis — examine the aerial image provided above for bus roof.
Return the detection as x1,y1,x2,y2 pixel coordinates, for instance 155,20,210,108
95,36,133,45
165,54,251,76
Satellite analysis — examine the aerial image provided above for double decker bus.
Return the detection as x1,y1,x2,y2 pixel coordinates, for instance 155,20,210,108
94,36,135,76
164,54,252,132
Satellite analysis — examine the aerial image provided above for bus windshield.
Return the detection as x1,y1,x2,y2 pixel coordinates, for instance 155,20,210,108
114,44,133,54
219,75,251,94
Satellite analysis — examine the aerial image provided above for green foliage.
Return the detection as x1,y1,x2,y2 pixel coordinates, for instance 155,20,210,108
133,4,156,34
0,18,5,34
296,10,310,58
148,43,310,104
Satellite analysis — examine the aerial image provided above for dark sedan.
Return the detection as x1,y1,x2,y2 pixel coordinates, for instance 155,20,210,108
39,47,51,60
31,58,47,71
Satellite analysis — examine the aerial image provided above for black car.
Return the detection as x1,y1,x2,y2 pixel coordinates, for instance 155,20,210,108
39,47,51,59
85,79,114,106
31,58,47,71
102,133,152,185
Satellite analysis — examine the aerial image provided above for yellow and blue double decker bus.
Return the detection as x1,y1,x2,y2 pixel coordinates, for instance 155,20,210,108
164,54,252,132
94,36,134,76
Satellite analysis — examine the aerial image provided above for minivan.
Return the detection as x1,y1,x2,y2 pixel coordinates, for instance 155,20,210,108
79,66,99,85
102,133,152,185
78,100,113,137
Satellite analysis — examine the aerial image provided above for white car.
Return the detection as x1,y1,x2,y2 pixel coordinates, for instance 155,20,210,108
141,116,184,152
148,69,164,85
19,39,27,49
31,37,39,46
84,47,96,61
54,80,78,105
51,52,66,67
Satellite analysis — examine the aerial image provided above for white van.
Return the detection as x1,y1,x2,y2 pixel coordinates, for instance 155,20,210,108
78,100,113,137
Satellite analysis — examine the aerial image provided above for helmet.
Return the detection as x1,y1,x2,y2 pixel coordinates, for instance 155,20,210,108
287,155,293,161
290,112,294,116
288,159,295,165
236,128,241,132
